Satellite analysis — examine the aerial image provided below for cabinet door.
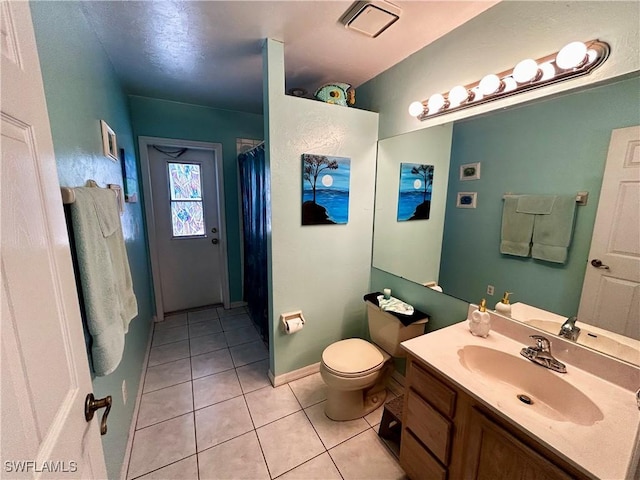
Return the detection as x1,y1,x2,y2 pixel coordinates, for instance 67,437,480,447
463,408,573,480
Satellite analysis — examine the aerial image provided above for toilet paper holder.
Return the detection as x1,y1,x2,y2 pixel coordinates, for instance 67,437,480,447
280,311,306,334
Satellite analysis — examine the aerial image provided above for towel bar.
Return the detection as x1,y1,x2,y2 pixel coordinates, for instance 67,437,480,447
502,192,588,206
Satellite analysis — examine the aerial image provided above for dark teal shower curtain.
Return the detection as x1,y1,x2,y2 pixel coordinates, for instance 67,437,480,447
238,144,269,343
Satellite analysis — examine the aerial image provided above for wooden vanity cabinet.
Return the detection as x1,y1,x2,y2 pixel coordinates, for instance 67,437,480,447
400,355,590,480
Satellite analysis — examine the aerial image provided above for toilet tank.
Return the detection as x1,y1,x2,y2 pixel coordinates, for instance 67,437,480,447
366,301,428,357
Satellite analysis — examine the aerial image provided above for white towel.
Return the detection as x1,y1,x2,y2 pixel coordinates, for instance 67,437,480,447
70,187,138,376
377,295,414,315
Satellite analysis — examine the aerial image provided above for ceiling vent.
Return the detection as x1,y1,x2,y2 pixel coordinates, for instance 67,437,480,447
342,1,401,38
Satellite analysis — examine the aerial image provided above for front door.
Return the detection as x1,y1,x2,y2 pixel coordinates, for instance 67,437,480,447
1,2,107,477
578,125,640,340
147,144,225,313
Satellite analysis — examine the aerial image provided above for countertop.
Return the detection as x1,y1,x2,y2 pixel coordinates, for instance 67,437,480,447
401,320,639,480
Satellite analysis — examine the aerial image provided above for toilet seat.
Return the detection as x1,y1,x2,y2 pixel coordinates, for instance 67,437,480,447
322,338,388,378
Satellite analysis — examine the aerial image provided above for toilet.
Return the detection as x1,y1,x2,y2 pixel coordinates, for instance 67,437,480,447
320,299,428,421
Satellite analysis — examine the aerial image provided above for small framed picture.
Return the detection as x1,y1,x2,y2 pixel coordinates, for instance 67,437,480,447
101,120,118,162
460,162,480,181
456,192,477,208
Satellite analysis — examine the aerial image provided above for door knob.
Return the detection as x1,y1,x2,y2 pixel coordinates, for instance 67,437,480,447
211,238,219,245
590,259,610,270
85,393,112,435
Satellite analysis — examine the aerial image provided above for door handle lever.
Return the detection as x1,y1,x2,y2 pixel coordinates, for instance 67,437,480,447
85,393,112,435
590,259,610,270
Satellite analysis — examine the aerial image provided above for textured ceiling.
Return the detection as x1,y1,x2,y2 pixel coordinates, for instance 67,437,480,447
81,1,499,113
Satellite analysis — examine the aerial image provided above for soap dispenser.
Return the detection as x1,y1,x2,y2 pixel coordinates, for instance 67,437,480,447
495,292,512,316
469,299,491,337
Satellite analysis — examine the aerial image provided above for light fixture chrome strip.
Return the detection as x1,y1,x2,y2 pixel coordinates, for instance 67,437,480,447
409,40,610,121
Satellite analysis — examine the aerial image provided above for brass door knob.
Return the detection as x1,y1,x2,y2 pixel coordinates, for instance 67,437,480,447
85,393,112,435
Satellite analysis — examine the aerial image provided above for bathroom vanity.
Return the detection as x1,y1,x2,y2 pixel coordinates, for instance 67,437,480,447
398,312,639,480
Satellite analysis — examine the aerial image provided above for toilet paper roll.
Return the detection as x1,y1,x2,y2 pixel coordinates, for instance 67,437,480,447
284,317,304,334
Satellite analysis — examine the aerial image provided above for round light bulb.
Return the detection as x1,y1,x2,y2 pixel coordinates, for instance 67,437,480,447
556,41,588,70
539,61,556,81
427,93,446,113
408,101,425,117
503,77,517,93
513,59,539,83
448,86,469,107
478,74,503,95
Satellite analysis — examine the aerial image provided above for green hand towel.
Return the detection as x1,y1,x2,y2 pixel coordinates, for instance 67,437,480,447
531,195,577,264
500,196,534,257
516,195,557,214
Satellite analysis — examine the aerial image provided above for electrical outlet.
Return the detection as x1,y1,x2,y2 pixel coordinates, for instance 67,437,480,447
487,285,495,296
122,380,128,405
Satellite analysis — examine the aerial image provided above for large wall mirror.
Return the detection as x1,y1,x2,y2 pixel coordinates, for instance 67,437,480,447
372,75,639,365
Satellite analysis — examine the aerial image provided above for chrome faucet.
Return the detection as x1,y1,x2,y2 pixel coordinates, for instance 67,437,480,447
520,335,567,373
559,316,581,341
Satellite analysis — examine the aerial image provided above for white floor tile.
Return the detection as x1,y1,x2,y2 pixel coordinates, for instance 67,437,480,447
187,308,218,323
152,325,188,347
195,396,254,451
193,369,242,410
143,358,191,393
305,401,369,449
220,313,253,331
328,429,406,480
236,359,271,394
135,455,198,480
188,319,223,338
189,332,227,356
245,384,301,428
198,431,269,480
217,306,247,318
154,313,187,330
230,340,269,367
191,348,234,379
137,382,193,429
256,411,325,478
276,452,342,480
224,325,261,347
288,372,327,408
148,340,190,367
127,414,195,479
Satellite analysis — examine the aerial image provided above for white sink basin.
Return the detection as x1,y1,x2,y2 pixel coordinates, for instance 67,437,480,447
458,345,603,426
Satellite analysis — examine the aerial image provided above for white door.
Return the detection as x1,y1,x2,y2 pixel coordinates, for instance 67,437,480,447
1,2,107,478
148,144,225,313
578,126,640,340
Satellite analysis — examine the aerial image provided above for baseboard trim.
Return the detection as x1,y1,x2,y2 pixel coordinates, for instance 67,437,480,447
229,301,248,309
391,370,405,386
119,321,153,480
269,362,321,387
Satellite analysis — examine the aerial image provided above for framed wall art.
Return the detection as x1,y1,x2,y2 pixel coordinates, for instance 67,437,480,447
460,162,480,181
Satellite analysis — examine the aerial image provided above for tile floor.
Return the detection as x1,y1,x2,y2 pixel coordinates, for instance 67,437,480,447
126,306,407,479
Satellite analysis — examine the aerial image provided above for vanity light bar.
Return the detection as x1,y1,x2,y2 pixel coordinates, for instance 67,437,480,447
409,40,610,121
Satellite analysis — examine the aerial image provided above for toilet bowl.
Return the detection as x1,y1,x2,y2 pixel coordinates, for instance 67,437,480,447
320,298,428,421
320,338,393,421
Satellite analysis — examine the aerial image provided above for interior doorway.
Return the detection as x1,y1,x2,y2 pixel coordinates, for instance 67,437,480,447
139,137,230,320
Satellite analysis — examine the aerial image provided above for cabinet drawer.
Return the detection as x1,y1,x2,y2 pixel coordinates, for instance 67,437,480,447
400,429,447,480
409,360,456,418
406,390,452,465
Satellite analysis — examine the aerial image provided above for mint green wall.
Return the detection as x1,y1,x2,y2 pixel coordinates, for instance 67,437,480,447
440,76,640,317
128,96,264,303
263,40,379,376
30,3,153,478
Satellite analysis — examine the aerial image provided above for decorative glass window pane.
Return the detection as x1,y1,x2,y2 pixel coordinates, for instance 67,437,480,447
168,163,202,200
171,201,204,236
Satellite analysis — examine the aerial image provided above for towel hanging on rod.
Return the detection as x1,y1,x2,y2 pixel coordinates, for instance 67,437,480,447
502,191,589,206
61,179,102,204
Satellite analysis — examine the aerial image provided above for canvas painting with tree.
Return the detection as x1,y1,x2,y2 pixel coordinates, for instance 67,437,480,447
302,154,350,225
397,163,435,221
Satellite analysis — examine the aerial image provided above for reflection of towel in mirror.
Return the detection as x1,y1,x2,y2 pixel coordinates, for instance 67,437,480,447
531,195,577,264
71,187,138,376
377,295,414,315
500,196,534,257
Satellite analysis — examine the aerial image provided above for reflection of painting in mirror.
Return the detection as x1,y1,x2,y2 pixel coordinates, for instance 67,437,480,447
371,76,640,362
302,154,350,225
397,163,434,221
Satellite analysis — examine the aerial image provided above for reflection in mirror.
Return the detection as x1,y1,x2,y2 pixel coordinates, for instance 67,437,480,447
372,75,640,365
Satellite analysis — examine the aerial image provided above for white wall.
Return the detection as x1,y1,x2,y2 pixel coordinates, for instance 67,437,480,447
263,39,379,376
358,1,640,139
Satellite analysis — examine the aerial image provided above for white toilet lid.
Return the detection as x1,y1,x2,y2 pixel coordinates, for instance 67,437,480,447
322,338,385,375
